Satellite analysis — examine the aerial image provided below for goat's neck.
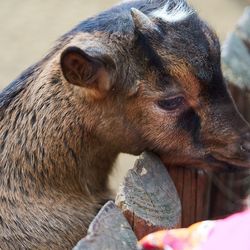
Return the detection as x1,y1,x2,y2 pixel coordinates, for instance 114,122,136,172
0,72,118,199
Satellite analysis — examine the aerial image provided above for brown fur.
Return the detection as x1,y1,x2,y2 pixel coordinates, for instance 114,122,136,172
0,54,116,249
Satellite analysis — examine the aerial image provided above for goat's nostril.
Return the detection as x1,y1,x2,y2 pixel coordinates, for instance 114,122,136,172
246,133,250,139
240,141,250,153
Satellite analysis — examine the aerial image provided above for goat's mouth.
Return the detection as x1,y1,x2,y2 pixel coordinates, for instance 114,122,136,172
158,152,250,172
205,153,250,171
158,154,209,170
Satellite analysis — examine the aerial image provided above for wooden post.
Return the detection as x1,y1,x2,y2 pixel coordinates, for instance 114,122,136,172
165,167,211,227
116,152,181,239
222,7,250,121
75,153,181,249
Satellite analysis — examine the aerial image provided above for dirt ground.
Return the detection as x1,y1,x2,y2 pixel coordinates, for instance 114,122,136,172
0,0,249,192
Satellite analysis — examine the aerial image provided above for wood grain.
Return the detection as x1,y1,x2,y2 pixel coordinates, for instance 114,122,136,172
116,152,181,239
73,201,138,250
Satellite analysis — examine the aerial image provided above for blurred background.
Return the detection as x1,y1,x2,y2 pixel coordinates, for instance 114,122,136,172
0,0,249,192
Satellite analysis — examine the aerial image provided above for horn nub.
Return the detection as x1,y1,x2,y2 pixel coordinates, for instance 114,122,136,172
131,8,157,32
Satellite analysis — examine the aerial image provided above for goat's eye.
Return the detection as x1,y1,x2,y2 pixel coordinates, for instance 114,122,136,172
158,96,185,111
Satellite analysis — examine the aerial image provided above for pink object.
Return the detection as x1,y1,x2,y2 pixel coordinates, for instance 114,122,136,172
203,209,250,250
139,209,250,250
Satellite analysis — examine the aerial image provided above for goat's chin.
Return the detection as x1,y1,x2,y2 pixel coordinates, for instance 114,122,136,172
158,153,249,173
204,153,250,171
158,154,208,170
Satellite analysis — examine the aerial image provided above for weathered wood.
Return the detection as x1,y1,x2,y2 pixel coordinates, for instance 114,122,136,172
115,152,181,240
73,201,138,250
74,153,181,248
222,7,250,122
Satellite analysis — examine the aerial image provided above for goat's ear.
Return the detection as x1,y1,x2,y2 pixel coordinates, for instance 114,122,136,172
60,46,115,95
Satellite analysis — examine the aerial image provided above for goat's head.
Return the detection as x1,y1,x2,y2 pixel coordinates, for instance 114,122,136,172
60,0,250,170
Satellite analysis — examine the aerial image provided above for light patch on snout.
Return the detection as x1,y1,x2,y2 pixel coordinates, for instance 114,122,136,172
151,1,193,23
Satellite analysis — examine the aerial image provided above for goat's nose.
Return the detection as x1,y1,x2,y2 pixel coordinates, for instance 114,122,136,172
241,141,250,153
245,132,250,139
240,132,250,153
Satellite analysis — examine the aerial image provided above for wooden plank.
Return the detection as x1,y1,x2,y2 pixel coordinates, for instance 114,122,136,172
166,167,211,227
116,152,181,240
181,168,192,226
195,169,211,222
